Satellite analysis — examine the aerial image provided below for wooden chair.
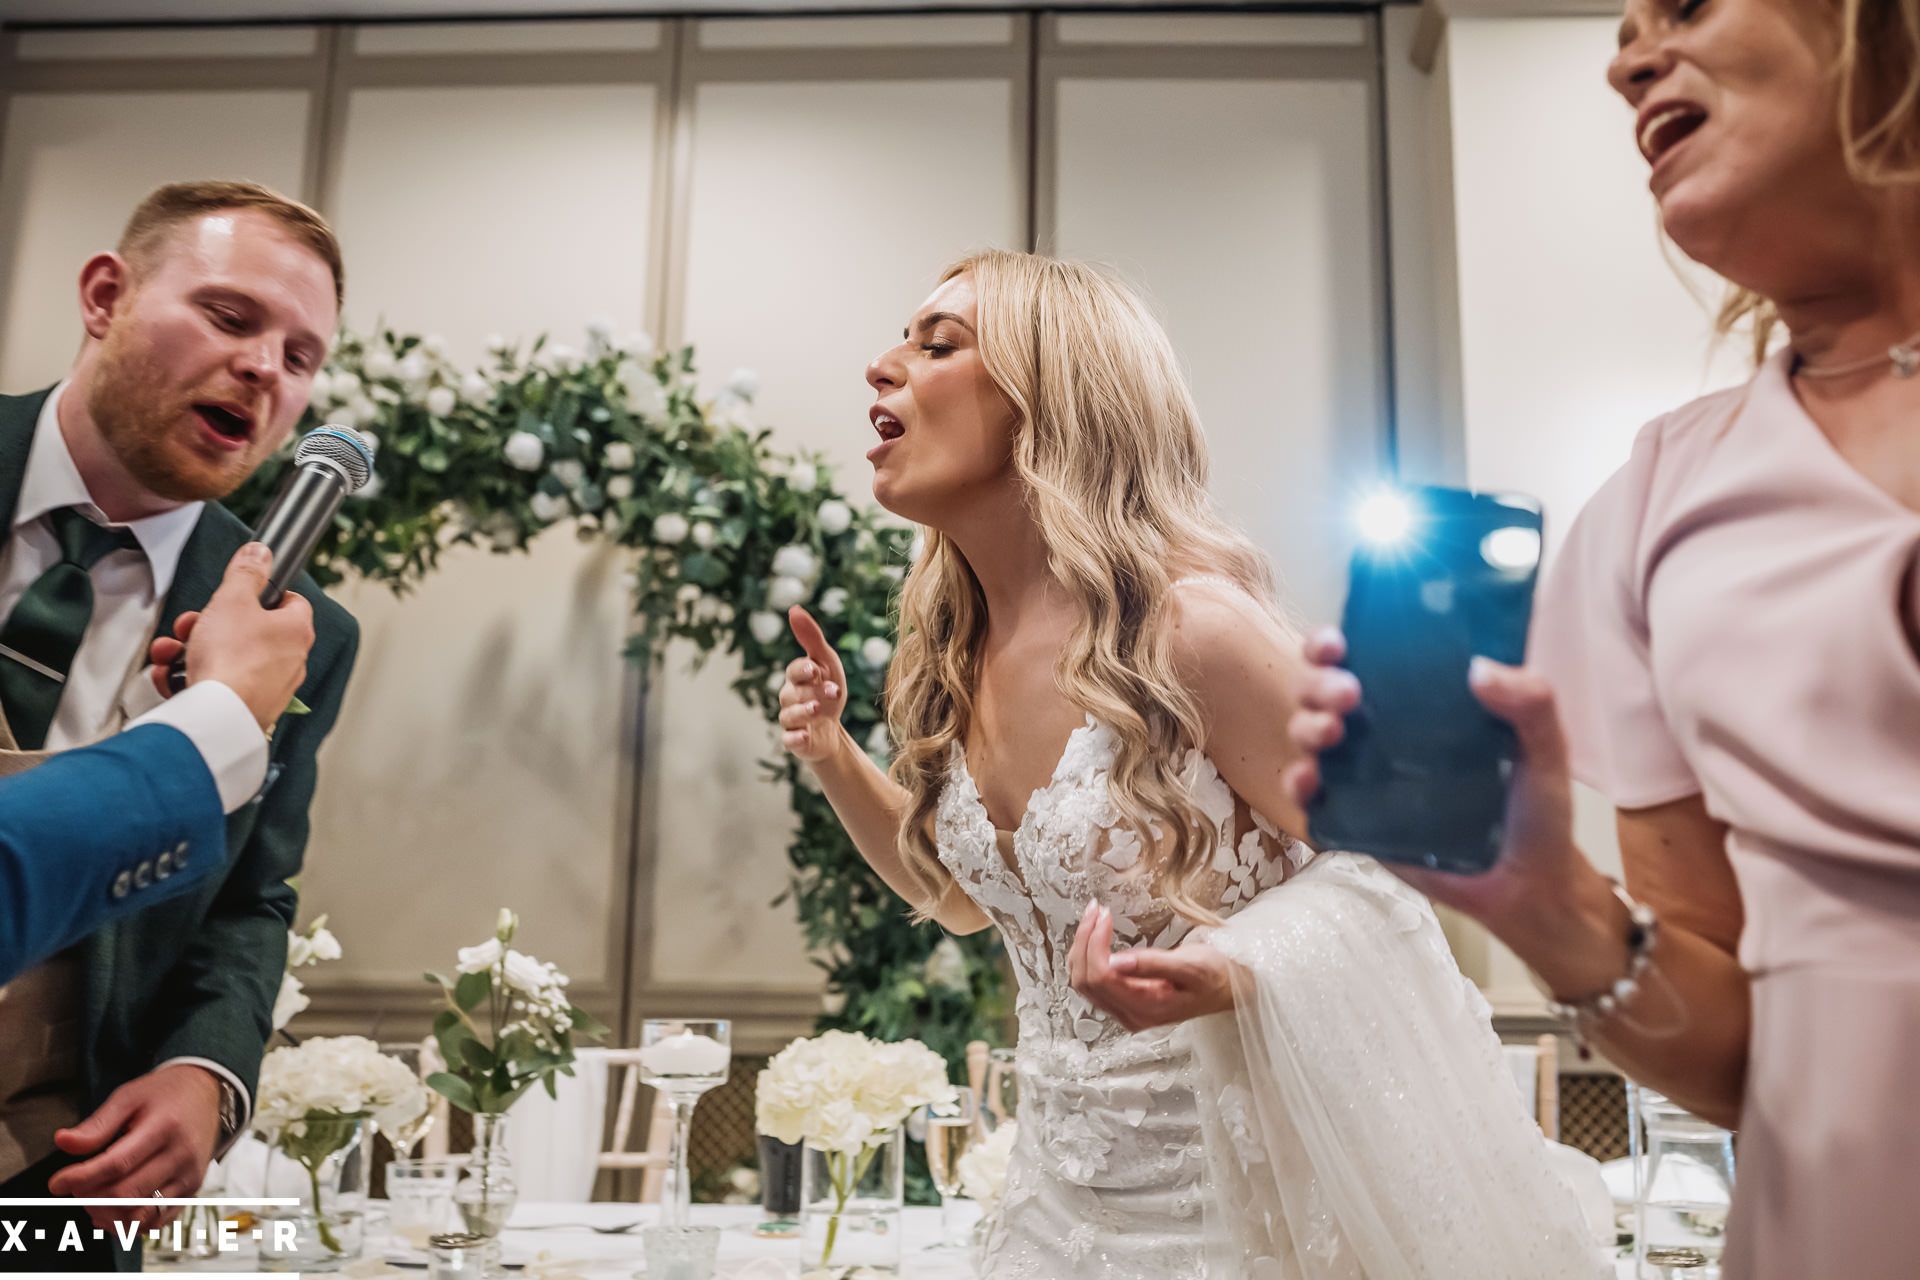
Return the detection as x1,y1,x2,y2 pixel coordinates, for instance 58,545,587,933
1502,1033,1561,1141
597,1048,676,1203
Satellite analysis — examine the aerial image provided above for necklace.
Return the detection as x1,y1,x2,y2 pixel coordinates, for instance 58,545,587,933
1794,330,1920,381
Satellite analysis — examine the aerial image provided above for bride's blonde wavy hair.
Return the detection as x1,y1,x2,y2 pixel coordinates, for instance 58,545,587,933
885,250,1285,927
1720,0,1920,357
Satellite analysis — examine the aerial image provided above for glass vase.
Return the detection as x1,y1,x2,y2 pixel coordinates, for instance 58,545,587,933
455,1113,519,1241
260,1114,368,1272
800,1128,905,1277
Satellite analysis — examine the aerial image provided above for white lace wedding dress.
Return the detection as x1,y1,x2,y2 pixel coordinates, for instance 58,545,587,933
935,712,1604,1279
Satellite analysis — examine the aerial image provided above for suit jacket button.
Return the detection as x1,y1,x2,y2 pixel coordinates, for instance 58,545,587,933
156,850,175,879
134,860,154,890
173,839,190,869
111,871,132,900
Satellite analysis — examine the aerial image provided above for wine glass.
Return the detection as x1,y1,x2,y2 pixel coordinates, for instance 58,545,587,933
639,1019,732,1228
378,1043,435,1158
923,1086,978,1249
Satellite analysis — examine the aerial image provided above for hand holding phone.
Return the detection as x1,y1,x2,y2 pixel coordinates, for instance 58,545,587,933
1304,485,1544,874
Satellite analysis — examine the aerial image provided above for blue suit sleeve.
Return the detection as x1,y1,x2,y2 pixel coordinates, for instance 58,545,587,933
0,725,228,985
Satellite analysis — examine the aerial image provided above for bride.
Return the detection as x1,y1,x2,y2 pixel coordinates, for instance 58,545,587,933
776,249,1602,1278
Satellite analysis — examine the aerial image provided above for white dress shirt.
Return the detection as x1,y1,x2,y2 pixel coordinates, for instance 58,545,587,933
0,381,268,1142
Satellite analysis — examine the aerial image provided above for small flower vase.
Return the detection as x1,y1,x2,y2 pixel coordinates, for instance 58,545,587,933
800,1128,905,1277
261,1115,368,1272
455,1114,519,1240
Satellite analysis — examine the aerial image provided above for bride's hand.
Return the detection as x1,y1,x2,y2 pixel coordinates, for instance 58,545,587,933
1068,902,1235,1032
780,606,850,764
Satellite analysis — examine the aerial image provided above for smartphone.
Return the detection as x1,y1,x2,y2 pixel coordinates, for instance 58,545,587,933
1306,484,1544,874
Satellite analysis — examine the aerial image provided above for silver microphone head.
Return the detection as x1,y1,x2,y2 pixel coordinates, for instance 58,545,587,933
295,424,376,492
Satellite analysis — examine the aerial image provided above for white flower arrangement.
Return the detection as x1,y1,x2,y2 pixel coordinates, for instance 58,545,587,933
755,1030,954,1157
957,1121,1018,1209
274,914,341,1032
921,938,970,994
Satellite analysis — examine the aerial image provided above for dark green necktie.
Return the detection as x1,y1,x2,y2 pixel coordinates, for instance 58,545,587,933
0,507,142,750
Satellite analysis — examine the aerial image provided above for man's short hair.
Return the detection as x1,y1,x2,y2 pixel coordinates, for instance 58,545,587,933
117,180,344,309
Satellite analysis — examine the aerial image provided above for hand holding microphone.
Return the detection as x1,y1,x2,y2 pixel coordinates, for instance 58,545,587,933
149,543,315,732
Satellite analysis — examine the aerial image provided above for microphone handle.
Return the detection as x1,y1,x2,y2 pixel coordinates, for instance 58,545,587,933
164,464,350,693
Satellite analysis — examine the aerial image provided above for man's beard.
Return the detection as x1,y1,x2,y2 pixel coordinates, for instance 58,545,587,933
87,334,251,504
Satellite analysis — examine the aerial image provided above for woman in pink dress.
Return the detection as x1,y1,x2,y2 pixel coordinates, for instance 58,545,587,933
1284,0,1919,1276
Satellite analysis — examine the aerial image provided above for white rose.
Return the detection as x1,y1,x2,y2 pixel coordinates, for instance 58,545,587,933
349,396,379,429
530,491,569,523
271,973,308,1031
616,361,668,419
818,587,849,617
748,611,784,646
652,513,690,545
504,431,545,471
460,372,493,405
860,636,894,669
815,500,853,536
690,521,716,550
725,368,761,402
771,544,818,582
363,347,397,381
550,459,586,488
607,475,635,501
922,937,969,993
786,462,819,492
620,330,655,359
603,441,636,471
396,351,429,390
308,369,334,405
356,429,380,454
422,334,448,359
330,369,362,399
541,342,583,375
767,575,811,612
485,333,511,356
457,937,503,974
585,317,615,355
676,584,703,610
425,386,456,418
501,949,552,997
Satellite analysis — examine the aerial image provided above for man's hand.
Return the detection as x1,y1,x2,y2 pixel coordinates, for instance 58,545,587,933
47,1063,221,1230
149,542,315,731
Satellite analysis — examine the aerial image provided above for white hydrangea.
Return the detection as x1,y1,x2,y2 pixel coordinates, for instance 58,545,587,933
607,475,635,501
958,1121,1019,1208
652,513,690,545
529,491,569,523
690,521,716,550
755,1030,953,1155
425,386,456,418
771,544,818,582
256,1035,429,1144
748,611,785,646
860,636,894,669
818,587,849,617
504,431,545,471
603,441,636,471
766,575,811,612
815,500,853,536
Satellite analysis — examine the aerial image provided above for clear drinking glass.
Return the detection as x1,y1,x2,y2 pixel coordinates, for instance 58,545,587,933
1630,1085,1735,1278
639,1019,732,1228
923,1086,978,1248
378,1043,436,1158
386,1157,464,1252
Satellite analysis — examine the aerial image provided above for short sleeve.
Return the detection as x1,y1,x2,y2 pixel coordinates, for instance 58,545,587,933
1530,421,1701,809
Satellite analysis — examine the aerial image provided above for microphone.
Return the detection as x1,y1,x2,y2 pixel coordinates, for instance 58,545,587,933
166,425,374,694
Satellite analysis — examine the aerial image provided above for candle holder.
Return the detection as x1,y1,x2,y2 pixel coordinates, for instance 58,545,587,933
639,1019,732,1228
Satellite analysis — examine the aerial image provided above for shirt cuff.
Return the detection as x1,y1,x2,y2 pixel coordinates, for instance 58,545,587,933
129,681,268,814
157,1056,253,1157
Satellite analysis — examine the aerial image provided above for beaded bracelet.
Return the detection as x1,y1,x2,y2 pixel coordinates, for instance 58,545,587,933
1544,880,1659,1059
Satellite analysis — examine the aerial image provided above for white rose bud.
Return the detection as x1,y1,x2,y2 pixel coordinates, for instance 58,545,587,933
607,475,635,501
815,500,853,536
771,544,818,582
767,575,811,612
603,441,636,471
748,611,784,646
422,334,448,360
725,367,761,402
363,347,397,381
652,513,690,545
585,317,615,355
818,587,849,617
860,636,894,669
460,372,493,405
550,459,586,488
485,333,511,356
690,521,716,550
496,908,518,939
530,491,569,523
504,431,545,471
786,462,819,492
425,386,456,418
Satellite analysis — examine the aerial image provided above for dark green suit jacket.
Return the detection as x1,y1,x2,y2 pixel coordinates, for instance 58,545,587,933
0,388,358,1122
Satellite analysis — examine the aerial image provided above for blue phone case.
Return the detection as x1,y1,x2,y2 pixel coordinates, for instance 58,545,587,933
1306,485,1544,874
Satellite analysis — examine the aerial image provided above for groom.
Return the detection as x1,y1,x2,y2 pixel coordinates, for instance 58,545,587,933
0,180,358,1269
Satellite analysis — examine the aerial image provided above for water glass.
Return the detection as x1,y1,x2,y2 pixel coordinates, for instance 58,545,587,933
642,1223,720,1280
1630,1085,1734,1278
387,1157,463,1251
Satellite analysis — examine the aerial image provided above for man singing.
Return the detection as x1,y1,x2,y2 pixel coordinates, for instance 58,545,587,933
0,180,359,1269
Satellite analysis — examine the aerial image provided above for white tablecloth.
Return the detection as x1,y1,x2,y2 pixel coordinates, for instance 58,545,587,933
151,1200,1635,1277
